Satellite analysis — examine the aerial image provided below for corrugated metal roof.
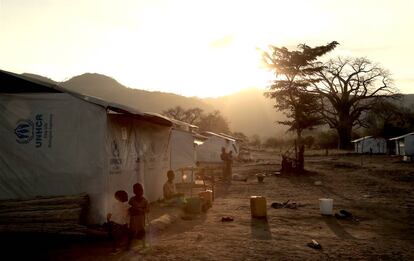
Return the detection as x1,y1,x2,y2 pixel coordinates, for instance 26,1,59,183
219,133,242,141
389,132,414,140
202,131,235,141
168,118,199,129
351,136,373,143
0,69,61,93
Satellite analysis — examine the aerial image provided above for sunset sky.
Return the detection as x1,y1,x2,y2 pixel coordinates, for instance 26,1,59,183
1,0,413,97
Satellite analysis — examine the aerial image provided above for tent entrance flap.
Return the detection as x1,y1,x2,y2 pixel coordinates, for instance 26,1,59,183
106,114,171,206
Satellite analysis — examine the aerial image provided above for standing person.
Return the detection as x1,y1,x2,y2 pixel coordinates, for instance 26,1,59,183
220,147,228,181
128,183,149,249
226,151,233,182
107,190,129,254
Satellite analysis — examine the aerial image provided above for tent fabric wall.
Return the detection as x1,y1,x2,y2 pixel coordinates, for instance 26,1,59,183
393,134,414,156
405,135,414,155
169,129,196,171
139,124,170,203
197,136,237,163
0,93,107,223
0,92,172,224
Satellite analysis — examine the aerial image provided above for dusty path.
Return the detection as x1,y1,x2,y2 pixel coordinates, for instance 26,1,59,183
117,153,414,260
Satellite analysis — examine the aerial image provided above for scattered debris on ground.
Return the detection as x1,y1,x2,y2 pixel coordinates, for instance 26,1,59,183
232,174,248,182
271,200,302,209
307,239,322,250
4,152,414,260
221,216,234,222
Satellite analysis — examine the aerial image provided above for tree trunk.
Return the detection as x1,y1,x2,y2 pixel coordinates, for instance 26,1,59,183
296,130,302,144
296,130,305,172
337,126,352,150
297,145,305,172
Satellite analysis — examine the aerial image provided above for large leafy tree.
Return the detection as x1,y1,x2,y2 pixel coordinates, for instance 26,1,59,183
198,110,230,134
162,106,187,121
274,90,323,139
364,100,414,139
309,57,397,149
162,107,230,134
263,41,338,141
263,41,338,171
162,106,203,124
232,131,249,143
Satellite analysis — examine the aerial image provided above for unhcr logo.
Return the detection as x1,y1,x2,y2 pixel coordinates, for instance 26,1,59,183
14,114,53,148
34,114,43,148
14,120,34,144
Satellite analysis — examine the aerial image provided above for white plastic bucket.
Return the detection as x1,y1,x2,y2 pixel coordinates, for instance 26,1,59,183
319,198,333,215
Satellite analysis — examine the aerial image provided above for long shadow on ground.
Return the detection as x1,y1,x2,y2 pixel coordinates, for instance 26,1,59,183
250,219,272,240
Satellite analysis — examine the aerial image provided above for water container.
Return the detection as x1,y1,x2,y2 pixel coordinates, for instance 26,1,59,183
256,174,265,183
250,196,267,218
199,190,213,206
319,198,333,215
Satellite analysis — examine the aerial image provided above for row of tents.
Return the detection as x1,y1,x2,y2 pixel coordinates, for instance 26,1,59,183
351,134,414,157
0,70,239,224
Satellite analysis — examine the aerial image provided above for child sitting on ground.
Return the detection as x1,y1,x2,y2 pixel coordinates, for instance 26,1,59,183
128,183,149,249
163,170,185,207
163,170,181,199
107,190,129,253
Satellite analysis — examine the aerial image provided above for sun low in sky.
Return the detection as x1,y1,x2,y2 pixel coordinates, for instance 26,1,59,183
1,0,413,97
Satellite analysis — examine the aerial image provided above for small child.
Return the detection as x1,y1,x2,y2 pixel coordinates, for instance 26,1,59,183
107,190,129,253
163,170,186,207
128,183,149,249
163,170,184,200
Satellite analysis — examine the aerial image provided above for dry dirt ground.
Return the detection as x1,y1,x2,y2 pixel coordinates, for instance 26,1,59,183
3,151,414,260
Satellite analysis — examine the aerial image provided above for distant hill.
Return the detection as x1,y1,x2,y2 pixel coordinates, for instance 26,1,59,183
59,73,214,113
21,73,214,113
58,74,285,138
204,88,286,138
56,73,283,138
401,94,414,108
20,72,413,139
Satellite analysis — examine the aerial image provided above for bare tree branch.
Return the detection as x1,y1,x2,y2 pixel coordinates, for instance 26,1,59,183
308,56,398,149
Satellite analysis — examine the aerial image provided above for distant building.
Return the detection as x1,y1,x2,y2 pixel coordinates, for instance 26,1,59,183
197,131,239,163
389,132,414,157
351,136,387,154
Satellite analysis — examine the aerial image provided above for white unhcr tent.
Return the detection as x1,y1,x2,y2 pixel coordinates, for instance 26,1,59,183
0,70,172,224
197,131,239,163
168,119,208,182
351,136,387,154
169,128,197,171
219,133,241,153
389,132,414,157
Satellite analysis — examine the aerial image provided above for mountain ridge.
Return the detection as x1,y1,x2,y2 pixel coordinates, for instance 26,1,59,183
20,72,413,139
